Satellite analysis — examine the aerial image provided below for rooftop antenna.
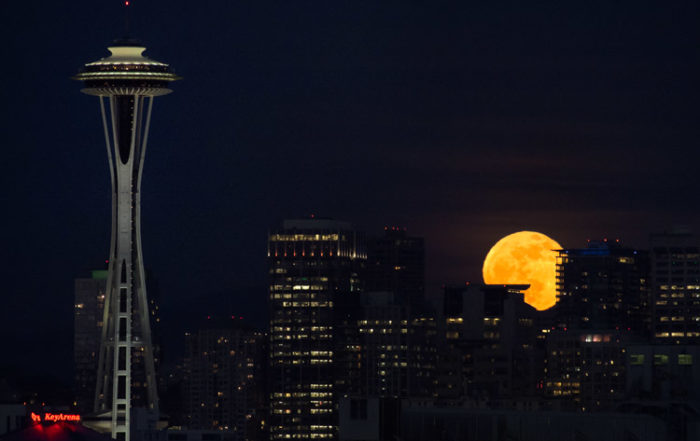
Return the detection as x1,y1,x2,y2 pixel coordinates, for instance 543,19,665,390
124,1,131,37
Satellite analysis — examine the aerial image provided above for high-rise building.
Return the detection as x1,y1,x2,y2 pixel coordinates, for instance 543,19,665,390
626,344,700,401
268,218,366,440
75,40,179,440
550,239,649,412
355,292,437,399
544,329,628,412
365,227,425,309
438,284,539,404
183,318,265,440
354,227,435,400
649,230,700,343
555,239,650,337
74,270,108,413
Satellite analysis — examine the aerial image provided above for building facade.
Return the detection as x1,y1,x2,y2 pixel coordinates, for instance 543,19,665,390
183,319,265,440
365,227,425,309
74,270,108,413
544,329,628,411
268,219,366,440
439,284,540,405
650,231,700,343
356,292,437,399
555,239,650,337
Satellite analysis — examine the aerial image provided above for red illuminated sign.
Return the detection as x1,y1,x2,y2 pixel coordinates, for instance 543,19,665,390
31,412,81,423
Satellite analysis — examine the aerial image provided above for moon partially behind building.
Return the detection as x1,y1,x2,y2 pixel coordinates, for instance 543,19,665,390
482,231,562,311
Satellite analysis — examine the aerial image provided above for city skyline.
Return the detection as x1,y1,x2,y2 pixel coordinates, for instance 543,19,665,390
3,0,700,383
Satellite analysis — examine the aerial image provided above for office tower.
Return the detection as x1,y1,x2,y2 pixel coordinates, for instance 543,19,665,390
268,219,366,440
356,292,437,399
183,318,265,440
75,40,179,440
544,329,627,412
439,284,539,404
649,230,700,343
626,344,700,401
74,270,108,413
555,239,650,337
550,240,646,412
355,227,435,400
365,227,425,309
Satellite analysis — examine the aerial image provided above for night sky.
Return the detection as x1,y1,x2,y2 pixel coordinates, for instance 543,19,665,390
2,1,699,382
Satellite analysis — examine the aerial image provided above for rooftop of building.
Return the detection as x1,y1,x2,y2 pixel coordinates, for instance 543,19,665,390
557,238,647,256
281,217,354,231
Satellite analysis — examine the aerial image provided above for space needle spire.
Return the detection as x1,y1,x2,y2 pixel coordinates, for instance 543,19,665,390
74,32,180,441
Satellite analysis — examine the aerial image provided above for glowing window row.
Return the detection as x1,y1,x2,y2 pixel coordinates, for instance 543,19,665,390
359,319,407,325
359,328,407,334
271,294,325,300
270,234,340,241
655,332,700,337
280,302,333,307
658,316,700,322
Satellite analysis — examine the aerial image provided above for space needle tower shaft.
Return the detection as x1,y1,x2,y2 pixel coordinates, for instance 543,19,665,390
75,42,180,441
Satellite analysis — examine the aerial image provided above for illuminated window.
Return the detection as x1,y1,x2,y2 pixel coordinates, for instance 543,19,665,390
630,354,644,365
671,316,685,322
654,354,669,365
678,354,693,365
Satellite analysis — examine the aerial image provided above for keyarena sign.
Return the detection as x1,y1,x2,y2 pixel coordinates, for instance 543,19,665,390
31,412,81,423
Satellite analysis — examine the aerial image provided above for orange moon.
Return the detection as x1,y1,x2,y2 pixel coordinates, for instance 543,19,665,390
482,231,562,311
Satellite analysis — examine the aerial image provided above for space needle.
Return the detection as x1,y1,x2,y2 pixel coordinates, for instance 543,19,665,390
74,35,179,440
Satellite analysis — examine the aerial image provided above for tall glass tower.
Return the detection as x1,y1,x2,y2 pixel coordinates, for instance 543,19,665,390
268,219,366,440
74,41,179,441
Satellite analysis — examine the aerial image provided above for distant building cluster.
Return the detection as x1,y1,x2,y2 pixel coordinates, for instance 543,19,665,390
64,224,700,441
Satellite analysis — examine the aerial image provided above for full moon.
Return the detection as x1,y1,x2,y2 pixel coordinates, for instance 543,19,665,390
482,231,562,311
